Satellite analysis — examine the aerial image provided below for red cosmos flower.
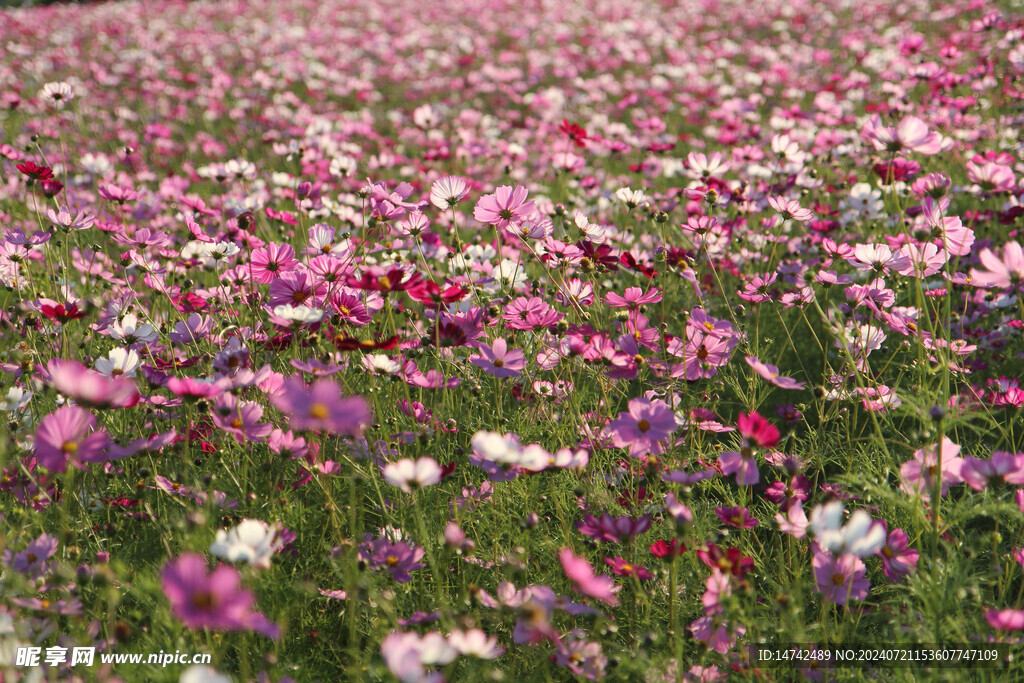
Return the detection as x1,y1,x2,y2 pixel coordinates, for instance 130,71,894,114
559,119,588,148
407,280,467,308
41,179,64,198
332,334,400,352
576,241,620,271
697,543,754,577
38,299,85,323
649,539,686,559
16,161,54,181
619,252,658,278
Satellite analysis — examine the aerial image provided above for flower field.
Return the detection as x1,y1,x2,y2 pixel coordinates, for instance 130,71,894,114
2,0,1024,680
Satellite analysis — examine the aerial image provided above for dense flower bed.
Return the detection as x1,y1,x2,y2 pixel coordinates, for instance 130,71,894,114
1,0,1024,680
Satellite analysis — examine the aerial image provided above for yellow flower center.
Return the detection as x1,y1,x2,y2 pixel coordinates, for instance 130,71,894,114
310,403,329,419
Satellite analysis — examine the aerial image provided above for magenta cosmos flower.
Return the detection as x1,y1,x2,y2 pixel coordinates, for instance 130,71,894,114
45,359,139,409
558,548,620,607
269,376,371,436
577,513,652,544
473,185,535,229
605,397,676,457
35,405,109,472
469,338,525,378
359,536,425,583
162,553,280,639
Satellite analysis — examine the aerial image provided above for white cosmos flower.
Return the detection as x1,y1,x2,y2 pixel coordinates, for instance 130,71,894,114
808,502,885,557
382,457,443,493
209,519,285,569
94,348,141,377
448,629,505,659
0,387,32,411
273,304,324,324
109,314,158,344
363,353,400,375
615,187,647,208
40,81,74,109
179,665,232,683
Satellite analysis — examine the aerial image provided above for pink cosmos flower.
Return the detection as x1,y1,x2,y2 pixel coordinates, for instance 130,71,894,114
986,609,1024,630
966,160,1016,192
35,405,109,472
718,411,780,486
45,359,140,409
895,242,947,278
7,533,59,578
861,115,949,155
269,377,371,436
558,548,621,607
960,451,1024,491
162,553,280,638
469,338,525,378
605,398,676,457
745,356,805,390
604,286,662,309
899,436,964,500
249,243,299,283
473,185,535,229
812,551,869,604
689,615,744,655
920,198,974,257
359,537,425,583
970,241,1024,289
767,196,814,222
775,500,809,539
716,506,759,529
846,244,911,275
877,525,919,581
667,327,737,380
577,513,652,544
211,393,272,444
166,376,225,401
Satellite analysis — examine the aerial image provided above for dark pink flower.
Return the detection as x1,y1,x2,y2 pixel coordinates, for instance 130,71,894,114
604,557,652,580
715,506,758,529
